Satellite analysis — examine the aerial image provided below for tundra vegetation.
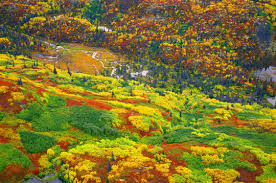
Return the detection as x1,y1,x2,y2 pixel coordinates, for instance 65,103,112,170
0,0,275,183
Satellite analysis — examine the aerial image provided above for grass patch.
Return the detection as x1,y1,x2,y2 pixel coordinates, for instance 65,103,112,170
182,152,212,182
212,126,276,153
0,143,30,171
164,128,195,144
207,150,243,170
32,110,69,132
236,112,272,120
17,102,43,122
183,150,250,182
68,106,120,138
45,95,66,109
0,112,8,121
238,161,257,172
140,135,164,145
256,164,276,183
19,131,56,153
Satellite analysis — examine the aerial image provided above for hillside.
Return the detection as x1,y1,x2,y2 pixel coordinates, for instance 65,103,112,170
0,54,275,182
0,0,276,183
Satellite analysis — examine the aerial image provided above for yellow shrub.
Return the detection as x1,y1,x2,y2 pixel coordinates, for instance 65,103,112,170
132,89,148,97
131,105,162,116
66,170,77,182
110,108,128,114
191,146,217,156
11,92,25,102
115,94,144,100
93,83,109,91
0,86,9,94
250,148,271,165
205,168,240,183
0,37,10,46
214,85,224,91
151,92,181,111
214,108,232,120
154,154,171,163
0,54,13,67
108,153,152,180
128,116,150,132
155,163,171,173
39,154,51,169
0,66,5,71
6,73,18,81
137,144,148,152
75,160,96,172
57,84,84,93
272,153,276,165
82,173,101,183
59,152,76,163
266,178,276,183
175,166,192,178
121,154,152,169
98,92,112,97
108,101,134,109
202,155,224,165
0,128,19,139
46,86,75,97
192,131,210,138
247,119,276,133
47,148,55,158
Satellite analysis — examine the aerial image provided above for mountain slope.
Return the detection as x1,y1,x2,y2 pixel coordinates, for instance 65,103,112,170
0,54,275,182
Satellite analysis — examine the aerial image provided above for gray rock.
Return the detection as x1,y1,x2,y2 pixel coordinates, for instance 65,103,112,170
255,66,276,82
267,96,276,107
25,174,63,183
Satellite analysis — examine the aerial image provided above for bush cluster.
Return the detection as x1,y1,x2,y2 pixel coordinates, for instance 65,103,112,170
19,131,56,153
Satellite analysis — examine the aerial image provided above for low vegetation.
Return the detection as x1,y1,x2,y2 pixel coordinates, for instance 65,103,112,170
0,0,275,182
0,54,274,182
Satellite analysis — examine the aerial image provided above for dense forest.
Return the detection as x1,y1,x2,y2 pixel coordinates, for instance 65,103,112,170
0,0,275,182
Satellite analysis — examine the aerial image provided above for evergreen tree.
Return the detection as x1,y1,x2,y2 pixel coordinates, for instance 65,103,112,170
107,161,111,172
53,66,57,74
84,0,105,31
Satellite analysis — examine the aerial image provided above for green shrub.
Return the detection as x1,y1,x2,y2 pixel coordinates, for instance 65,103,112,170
141,135,164,145
46,95,66,109
164,128,194,144
183,152,212,182
236,112,272,120
83,0,105,24
182,150,247,182
208,150,243,170
250,148,271,165
24,70,38,79
256,164,276,183
182,113,203,122
19,131,56,153
212,126,276,153
32,110,69,132
171,174,187,183
148,146,163,154
206,133,253,152
127,133,139,142
68,106,120,137
0,143,30,171
16,102,43,121
58,172,71,183
0,112,7,120
183,152,204,169
198,133,219,144
239,161,257,172
178,23,189,35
